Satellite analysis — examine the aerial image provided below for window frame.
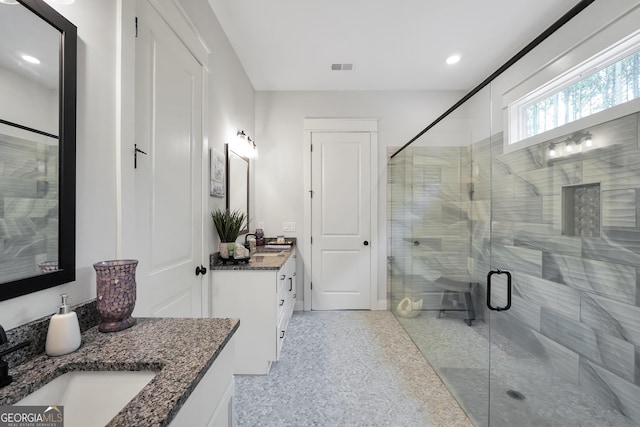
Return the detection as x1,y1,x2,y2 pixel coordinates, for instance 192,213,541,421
507,29,640,150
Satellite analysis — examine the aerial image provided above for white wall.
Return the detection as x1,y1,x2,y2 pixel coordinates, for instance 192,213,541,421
0,66,58,135
175,0,255,255
0,0,117,329
0,0,255,329
254,90,463,307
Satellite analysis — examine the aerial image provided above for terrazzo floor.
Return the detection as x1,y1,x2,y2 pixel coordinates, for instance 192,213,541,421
234,311,472,427
396,311,639,427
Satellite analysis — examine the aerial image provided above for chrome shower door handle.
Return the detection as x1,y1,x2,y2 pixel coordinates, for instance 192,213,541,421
486,270,512,311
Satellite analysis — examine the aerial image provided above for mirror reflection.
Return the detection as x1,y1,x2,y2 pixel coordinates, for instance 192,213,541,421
0,0,75,297
226,147,249,235
0,1,60,135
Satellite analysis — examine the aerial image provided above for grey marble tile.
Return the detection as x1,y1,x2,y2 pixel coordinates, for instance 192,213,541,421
540,307,635,382
542,194,562,229
514,273,581,321
492,245,543,277
492,197,543,222
582,229,640,267
514,168,556,197
583,150,640,192
581,293,640,348
602,189,638,228
542,252,636,305
513,222,582,257
580,358,640,425
532,330,580,384
494,143,547,175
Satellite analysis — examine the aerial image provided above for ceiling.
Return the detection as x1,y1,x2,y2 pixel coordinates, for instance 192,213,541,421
207,0,585,91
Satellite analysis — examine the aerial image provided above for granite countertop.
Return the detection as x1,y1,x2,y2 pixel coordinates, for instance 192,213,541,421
0,317,239,426
210,247,295,271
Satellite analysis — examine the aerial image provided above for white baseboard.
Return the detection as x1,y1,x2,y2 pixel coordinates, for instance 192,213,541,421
295,300,386,311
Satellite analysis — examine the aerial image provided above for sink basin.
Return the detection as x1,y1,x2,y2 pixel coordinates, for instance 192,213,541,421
16,371,156,427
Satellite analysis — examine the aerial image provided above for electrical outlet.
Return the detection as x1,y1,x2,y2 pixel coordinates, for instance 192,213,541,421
282,222,296,232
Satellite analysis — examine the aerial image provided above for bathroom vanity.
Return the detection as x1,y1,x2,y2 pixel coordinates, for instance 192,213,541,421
0,317,239,426
210,249,297,374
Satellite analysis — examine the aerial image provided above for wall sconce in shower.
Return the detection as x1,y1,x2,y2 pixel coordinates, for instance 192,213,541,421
548,131,594,160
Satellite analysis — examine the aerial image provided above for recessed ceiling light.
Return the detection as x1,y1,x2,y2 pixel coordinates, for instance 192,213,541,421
21,54,41,64
446,55,461,65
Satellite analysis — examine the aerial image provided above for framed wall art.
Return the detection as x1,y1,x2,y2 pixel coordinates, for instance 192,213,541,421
210,148,225,197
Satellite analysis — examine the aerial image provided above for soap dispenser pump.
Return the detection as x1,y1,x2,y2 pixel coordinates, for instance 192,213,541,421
45,294,81,356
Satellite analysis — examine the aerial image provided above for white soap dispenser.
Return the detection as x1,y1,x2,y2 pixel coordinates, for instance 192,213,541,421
45,294,81,356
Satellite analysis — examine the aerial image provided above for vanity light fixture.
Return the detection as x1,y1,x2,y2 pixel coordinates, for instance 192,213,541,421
233,130,257,158
548,143,557,158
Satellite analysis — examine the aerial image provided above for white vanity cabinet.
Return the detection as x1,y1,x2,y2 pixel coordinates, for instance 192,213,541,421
210,252,297,375
170,335,236,427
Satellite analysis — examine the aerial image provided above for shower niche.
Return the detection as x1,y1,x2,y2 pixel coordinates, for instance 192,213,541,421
562,183,601,237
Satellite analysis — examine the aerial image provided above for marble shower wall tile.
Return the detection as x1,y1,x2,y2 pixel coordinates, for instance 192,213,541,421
581,293,640,349
542,252,637,305
532,330,580,384
492,197,543,222
582,228,640,267
579,358,640,424
514,273,581,321
602,189,637,228
540,308,636,383
491,245,542,277
513,222,582,257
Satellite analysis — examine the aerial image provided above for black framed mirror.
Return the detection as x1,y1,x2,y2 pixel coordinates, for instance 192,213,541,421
225,145,249,235
0,0,76,301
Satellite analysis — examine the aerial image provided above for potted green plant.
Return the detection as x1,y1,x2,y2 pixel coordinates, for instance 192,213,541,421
211,208,247,258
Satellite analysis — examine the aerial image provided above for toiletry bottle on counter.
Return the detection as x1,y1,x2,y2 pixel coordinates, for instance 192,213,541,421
45,294,81,356
255,228,264,246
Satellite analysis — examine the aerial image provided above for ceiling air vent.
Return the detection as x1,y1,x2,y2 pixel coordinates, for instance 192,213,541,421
331,63,353,71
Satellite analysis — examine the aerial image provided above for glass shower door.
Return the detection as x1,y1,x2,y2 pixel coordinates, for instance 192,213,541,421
487,106,640,426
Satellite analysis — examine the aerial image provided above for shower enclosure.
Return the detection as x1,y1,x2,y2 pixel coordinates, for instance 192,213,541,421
388,2,640,425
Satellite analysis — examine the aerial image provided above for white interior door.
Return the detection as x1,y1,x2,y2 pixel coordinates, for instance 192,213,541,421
311,131,371,310
132,0,203,317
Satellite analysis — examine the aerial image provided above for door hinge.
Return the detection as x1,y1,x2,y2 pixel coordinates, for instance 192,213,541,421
135,17,138,38
309,190,314,198
310,236,313,244
310,144,313,152
310,282,313,290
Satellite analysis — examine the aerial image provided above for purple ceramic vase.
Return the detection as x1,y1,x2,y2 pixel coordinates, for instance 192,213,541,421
93,259,138,332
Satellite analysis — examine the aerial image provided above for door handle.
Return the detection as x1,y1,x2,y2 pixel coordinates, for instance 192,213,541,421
486,270,511,311
363,241,369,246
288,277,293,291
195,265,207,276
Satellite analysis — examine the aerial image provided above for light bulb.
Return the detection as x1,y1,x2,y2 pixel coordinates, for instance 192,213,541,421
585,137,593,147
549,147,556,157
565,143,573,153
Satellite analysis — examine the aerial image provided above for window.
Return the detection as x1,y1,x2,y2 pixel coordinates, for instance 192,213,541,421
509,31,640,145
